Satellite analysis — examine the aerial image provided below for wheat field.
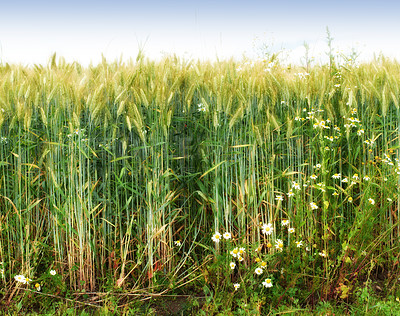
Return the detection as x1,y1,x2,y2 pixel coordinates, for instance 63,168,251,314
1,54,400,312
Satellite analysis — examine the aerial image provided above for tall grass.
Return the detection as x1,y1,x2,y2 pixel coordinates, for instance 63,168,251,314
1,55,400,305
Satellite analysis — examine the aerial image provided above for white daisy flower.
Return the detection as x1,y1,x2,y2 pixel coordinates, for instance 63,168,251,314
310,202,318,210
262,278,273,288
255,267,263,275
261,223,273,235
275,239,284,251
292,181,301,190
212,232,222,243
14,275,26,284
230,247,239,257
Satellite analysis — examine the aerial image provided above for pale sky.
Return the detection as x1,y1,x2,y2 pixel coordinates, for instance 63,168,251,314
0,0,399,66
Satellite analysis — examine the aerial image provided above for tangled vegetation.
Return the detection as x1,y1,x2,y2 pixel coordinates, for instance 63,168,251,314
1,53,400,314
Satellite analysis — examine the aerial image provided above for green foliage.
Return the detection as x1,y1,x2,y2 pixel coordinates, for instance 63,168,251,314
0,55,400,313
